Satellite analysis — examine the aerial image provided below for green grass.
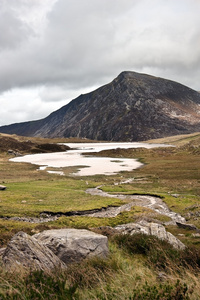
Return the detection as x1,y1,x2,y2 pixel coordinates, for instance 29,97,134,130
0,233,198,299
1,133,200,298
0,179,123,217
1,134,200,239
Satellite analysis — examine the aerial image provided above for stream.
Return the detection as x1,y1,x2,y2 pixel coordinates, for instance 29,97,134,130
2,184,186,225
7,142,185,225
84,186,186,224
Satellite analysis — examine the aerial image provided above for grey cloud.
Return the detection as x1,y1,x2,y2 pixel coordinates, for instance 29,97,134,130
1,0,200,91
42,0,200,90
1,0,200,126
0,2,34,50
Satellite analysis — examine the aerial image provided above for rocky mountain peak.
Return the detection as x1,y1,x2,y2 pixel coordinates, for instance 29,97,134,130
0,71,200,141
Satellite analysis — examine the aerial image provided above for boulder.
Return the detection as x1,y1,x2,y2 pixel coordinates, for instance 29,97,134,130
34,228,109,265
2,231,66,271
176,222,199,231
114,221,185,250
0,185,6,190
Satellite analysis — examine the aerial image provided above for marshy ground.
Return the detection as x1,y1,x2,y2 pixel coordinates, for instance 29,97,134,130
0,132,200,299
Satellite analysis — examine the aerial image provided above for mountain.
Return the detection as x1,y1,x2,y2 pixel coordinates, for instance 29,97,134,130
1,71,200,141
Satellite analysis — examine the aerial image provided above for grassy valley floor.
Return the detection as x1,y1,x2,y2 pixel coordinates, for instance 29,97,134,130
0,133,200,299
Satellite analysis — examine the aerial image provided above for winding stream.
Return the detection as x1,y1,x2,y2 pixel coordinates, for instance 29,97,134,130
2,185,186,225
7,142,185,225
85,186,186,224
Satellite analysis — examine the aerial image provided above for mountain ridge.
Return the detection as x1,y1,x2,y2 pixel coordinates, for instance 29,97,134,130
1,71,200,141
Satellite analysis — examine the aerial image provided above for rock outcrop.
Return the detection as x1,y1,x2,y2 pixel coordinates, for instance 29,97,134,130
114,221,185,250
0,224,185,273
34,228,109,265
2,231,65,271
2,229,109,272
0,71,200,141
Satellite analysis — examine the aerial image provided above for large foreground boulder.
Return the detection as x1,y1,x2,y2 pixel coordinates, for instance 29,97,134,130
114,221,185,250
2,231,65,271
34,228,109,265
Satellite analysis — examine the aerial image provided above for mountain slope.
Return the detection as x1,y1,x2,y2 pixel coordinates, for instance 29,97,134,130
1,71,200,141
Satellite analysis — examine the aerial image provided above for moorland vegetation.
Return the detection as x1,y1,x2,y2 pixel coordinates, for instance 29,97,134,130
0,132,200,299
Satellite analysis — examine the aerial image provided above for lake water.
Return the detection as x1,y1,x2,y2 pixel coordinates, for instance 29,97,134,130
10,142,171,176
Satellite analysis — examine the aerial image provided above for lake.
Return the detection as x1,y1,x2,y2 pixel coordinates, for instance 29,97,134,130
10,142,171,176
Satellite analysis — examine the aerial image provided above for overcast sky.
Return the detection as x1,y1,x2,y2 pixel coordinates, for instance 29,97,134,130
0,0,200,126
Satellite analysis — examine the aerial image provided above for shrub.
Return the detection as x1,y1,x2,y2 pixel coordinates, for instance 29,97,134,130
65,256,120,289
130,280,191,300
112,233,200,272
0,256,120,299
93,280,192,300
0,270,78,300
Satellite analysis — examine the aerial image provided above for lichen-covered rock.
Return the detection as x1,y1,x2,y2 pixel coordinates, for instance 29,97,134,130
34,228,109,265
115,221,185,250
2,231,66,271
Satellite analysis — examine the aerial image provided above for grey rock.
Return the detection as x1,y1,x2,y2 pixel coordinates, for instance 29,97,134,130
115,221,185,250
34,228,109,265
0,185,6,190
8,149,14,154
0,247,6,257
2,215,58,223
192,233,200,238
7,149,21,156
171,194,180,198
176,222,199,231
185,211,200,220
2,231,66,271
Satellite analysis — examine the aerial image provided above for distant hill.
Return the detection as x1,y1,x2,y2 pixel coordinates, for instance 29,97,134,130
1,71,200,141
0,134,70,154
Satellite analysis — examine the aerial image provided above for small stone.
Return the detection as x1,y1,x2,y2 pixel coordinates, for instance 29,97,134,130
171,194,180,198
8,149,14,154
192,233,200,238
0,185,6,190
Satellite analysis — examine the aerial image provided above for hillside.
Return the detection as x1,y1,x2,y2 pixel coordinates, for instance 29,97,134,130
0,71,200,141
0,133,70,154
